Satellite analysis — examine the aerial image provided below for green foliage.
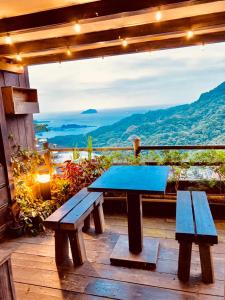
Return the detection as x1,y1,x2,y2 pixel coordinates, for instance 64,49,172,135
14,181,56,235
50,176,71,206
87,136,93,160
11,147,54,235
34,123,49,133
73,148,80,161
12,146,45,182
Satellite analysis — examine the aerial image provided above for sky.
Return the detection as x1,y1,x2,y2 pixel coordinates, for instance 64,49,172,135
29,42,225,113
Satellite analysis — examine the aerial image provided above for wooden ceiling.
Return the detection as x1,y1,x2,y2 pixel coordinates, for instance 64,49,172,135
0,0,225,73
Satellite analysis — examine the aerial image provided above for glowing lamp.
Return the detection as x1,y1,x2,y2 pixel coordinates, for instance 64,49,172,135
16,54,22,62
74,23,81,33
122,39,128,48
66,48,72,56
18,65,24,72
37,173,50,183
155,11,162,22
186,30,194,39
37,169,51,200
5,34,13,45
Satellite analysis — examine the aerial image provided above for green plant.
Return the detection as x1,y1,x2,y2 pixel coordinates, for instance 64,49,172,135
51,175,71,205
87,136,93,161
11,146,45,182
14,180,56,235
11,147,55,235
73,148,80,161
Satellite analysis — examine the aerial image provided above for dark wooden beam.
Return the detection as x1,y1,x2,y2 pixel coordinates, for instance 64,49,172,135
19,30,225,66
0,0,221,34
1,11,225,57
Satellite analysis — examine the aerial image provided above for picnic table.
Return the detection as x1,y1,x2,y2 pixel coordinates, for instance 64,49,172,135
88,165,170,269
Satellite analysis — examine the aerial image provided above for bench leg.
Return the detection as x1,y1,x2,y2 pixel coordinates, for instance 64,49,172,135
68,228,87,266
93,202,105,234
178,241,192,282
83,215,91,232
199,244,214,284
55,230,69,265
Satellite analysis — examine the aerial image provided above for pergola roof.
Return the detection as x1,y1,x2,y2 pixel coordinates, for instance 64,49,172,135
0,0,225,73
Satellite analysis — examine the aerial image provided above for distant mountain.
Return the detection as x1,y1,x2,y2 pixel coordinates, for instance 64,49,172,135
49,81,225,147
81,109,98,114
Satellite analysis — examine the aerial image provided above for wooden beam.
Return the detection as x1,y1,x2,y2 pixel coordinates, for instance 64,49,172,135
1,11,225,57
0,61,24,74
19,30,225,66
0,0,221,34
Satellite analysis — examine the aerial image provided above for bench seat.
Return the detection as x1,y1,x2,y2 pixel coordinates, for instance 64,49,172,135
44,188,104,266
176,191,218,283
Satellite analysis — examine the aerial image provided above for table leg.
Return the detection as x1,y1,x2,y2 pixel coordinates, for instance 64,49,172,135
127,192,143,253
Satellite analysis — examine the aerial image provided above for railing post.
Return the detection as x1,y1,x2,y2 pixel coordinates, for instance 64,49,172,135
133,137,141,158
43,141,52,174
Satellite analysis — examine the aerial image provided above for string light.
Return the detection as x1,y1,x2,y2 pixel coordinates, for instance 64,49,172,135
66,47,72,56
186,30,194,39
16,54,22,62
122,39,128,48
73,22,81,33
4,33,13,45
155,10,162,22
18,65,24,71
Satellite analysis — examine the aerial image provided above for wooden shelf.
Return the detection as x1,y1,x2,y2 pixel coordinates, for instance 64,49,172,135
1,86,39,115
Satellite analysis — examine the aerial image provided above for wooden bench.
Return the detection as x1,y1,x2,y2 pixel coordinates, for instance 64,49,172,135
176,191,218,283
44,188,104,266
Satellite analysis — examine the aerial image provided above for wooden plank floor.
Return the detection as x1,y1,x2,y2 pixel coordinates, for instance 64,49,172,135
1,214,225,299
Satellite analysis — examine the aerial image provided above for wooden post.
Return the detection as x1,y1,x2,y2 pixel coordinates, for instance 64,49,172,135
55,230,69,265
127,192,143,253
177,241,192,282
83,215,91,232
133,137,141,158
93,203,105,234
199,244,214,284
68,228,87,266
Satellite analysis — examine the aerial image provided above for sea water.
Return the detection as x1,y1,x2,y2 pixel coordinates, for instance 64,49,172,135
34,106,158,139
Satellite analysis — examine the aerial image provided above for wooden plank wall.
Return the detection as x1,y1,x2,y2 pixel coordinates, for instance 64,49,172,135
0,68,35,239
2,69,35,150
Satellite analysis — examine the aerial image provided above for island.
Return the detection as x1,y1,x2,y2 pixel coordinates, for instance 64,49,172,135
34,123,49,133
81,109,98,114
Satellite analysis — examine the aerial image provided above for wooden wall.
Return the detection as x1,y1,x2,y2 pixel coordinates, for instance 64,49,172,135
0,68,35,239
1,69,34,150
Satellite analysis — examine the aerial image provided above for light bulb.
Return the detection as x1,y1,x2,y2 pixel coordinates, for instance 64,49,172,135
74,23,81,33
187,30,194,39
4,34,12,45
16,54,22,62
66,48,72,56
155,11,162,22
122,39,128,48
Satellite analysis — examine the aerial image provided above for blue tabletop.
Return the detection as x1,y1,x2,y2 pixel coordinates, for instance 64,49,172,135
88,165,170,194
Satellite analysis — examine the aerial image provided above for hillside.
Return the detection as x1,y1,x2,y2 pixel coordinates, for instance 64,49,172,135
49,81,225,147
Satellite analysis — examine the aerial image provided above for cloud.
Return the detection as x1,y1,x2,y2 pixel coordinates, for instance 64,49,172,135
29,42,225,112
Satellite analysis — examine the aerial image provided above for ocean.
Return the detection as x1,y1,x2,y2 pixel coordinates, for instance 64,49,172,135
34,106,164,140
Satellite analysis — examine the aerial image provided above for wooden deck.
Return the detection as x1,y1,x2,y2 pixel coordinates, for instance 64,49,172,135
1,214,225,299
